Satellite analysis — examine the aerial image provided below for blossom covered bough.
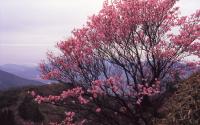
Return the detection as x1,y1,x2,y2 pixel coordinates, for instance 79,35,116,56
33,0,200,124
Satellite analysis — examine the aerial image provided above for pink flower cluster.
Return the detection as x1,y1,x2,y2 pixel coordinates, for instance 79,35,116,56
50,111,86,125
64,112,75,125
95,107,101,113
136,81,160,104
34,87,89,105
88,76,161,105
88,76,123,98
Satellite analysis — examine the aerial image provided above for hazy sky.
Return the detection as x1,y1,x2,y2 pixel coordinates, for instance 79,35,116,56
0,0,200,66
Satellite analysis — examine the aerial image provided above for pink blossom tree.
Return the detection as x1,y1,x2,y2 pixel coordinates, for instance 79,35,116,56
36,0,200,124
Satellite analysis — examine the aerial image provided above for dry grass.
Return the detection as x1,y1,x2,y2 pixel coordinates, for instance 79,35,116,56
155,73,200,125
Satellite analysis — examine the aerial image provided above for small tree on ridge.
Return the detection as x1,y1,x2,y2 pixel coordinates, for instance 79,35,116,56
35,0,200,124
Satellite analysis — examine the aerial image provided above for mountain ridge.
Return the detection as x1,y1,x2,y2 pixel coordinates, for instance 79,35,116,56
0,64,50,83
0,69,45,91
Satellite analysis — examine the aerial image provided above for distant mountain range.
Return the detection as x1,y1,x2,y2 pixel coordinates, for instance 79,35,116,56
0,69,45,91
0,64,50,83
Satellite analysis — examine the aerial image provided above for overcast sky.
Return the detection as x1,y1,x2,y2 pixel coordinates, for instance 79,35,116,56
0,0,200,66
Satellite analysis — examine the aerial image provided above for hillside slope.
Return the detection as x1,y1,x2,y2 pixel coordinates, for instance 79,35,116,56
0,83,71,125
0,73,199,125
0,70,44,90
155,73,200,125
